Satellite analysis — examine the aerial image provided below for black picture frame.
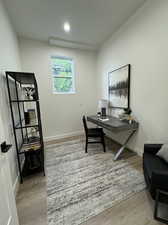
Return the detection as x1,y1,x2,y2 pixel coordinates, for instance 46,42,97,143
108,64,130,109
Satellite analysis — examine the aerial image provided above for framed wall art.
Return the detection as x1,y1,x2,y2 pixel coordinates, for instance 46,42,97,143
108,64,130,109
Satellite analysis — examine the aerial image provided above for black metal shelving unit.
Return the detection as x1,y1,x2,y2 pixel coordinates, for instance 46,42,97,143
6,71,44,183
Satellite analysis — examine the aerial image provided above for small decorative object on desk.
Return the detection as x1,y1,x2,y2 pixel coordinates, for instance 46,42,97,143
97,112,101,118
98,99,109,118
124,108,132,115
128,115,134,124
119,108,135,123
97,111,109,121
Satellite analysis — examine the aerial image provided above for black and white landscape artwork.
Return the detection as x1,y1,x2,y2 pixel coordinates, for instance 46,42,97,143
108,64,130,108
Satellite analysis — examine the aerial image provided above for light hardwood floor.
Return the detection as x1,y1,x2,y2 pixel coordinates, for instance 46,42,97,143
81,190,162,225
16,174,47,225
16,138,163,225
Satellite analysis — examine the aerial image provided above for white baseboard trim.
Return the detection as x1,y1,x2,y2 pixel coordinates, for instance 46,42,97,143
13,174,20,197
135,147,143,157
44,130,84,142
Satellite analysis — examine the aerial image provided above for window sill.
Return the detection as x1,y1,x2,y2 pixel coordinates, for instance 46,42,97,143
53,91,76,95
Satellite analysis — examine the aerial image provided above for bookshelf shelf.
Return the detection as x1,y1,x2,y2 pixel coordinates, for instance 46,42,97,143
19,142,41,154
11,99,39,103
15,123,39,129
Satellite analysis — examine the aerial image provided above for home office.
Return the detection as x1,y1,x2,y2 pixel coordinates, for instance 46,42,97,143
1,0,168,225
84,64,139,160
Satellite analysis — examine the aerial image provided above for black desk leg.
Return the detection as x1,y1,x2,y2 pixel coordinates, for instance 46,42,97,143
114,129,137,161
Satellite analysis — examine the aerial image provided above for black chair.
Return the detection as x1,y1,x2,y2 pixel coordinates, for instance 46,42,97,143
82,116,106,153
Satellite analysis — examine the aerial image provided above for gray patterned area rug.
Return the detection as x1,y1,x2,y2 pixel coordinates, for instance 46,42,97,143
46,139,145,225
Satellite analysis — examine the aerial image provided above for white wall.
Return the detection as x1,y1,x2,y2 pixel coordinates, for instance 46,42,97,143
97,0,168,155
0,0,21,188
19,38,97,140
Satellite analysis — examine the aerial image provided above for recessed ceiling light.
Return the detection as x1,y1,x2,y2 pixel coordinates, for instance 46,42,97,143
63,22,71,33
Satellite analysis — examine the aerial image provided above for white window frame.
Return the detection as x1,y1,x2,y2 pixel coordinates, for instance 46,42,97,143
51,55,76,94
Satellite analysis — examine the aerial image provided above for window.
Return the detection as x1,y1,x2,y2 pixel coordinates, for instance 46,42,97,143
51,56,75,94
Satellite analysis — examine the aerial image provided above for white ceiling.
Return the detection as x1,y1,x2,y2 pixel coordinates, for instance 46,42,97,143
4,0,146,49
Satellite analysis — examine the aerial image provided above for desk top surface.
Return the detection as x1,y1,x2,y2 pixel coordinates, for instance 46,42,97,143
87,115,139,132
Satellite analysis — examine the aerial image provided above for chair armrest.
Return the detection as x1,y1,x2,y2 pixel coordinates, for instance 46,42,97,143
152,170,168,190
144,144,162,155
